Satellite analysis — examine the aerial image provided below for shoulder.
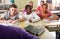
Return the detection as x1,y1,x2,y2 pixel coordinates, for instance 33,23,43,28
32,12,37,14
4,11,10,13
4,11,10,15
23,12,27,15
37,6,40,8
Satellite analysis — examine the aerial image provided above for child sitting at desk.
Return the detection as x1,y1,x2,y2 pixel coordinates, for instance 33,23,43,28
22,5,40,22
37,3,59,20
0,4,24,23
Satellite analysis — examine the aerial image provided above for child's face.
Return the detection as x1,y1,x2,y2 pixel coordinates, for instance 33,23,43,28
40,2,44,6
9,7,17,14
42,5,47,11
26,8,31,14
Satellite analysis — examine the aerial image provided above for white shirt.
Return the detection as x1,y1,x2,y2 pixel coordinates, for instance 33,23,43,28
23,12,41,22
1,11,23,20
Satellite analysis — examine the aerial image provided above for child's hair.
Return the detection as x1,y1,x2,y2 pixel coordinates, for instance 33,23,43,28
42,3,48,13
10,4,17,8
40,1,45,3
25,5,32,10
29,1,33,3
42,3,48,9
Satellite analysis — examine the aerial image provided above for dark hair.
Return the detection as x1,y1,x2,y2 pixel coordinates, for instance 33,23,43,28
29,1,33,3
10,4,17,8
25,5,32,10
41,1,44,3
42,3,48,13
42,3,48,9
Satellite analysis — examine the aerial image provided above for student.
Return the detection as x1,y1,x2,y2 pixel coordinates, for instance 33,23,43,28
29,1,33,9
38,3,59,20
0,25,39,39
22,1,33,13
22,5,40,22
0,4,24,23
36,1,45,14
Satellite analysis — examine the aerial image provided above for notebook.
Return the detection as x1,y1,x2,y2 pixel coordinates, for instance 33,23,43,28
24,25,45,36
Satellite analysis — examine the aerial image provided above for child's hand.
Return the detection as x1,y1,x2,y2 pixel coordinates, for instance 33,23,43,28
29,19,32,22
8,20,12,23
7,20,16,24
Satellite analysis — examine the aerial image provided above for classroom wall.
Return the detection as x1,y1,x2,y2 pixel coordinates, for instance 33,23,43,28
15,0,37,11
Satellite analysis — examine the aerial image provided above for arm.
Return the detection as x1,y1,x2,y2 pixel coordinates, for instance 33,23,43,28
47,10,59,20
0,12,6,20
50,14,59,20
36,6,40,14
17,13,25,22
0,12,7,22
31,12,41,22
8,13,25,24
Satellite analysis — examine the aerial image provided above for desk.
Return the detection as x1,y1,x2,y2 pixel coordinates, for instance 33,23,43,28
44,20,60,27
0,20,55,39
44,20,60,31
19,21,55,39
50,10,60,14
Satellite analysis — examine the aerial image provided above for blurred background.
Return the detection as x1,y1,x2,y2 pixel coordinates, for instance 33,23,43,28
0,0,60,11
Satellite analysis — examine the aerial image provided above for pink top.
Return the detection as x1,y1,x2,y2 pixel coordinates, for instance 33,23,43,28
36,6,52,19
36,6,42,14
22,9,26,13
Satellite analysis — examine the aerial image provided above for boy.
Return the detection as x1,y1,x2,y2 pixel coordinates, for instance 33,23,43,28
0,4,24,23
23,5,40,22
